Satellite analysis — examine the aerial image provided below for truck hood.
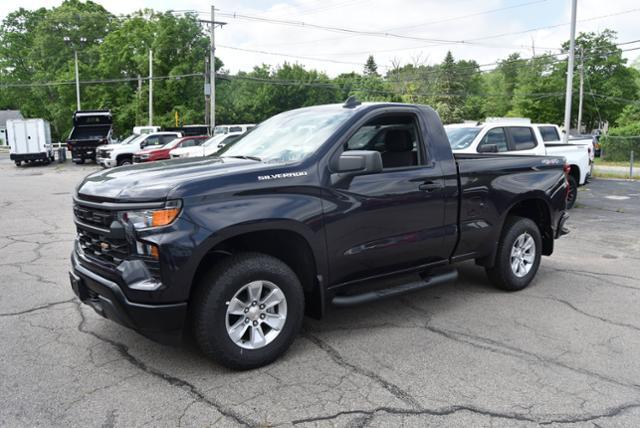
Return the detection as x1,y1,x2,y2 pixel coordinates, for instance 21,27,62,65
77,157,264,201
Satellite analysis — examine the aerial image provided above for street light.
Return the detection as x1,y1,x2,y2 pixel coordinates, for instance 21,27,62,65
64,36,87,111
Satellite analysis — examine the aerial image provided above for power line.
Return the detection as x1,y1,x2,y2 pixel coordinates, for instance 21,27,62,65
227,0,548,49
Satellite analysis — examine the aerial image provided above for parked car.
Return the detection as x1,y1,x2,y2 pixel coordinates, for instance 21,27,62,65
66,110,114,164
70,100,569,369
169,133,243,159
133,135,208,163
133,126,160,135
213,124,255,135
445,121,590,209
7,118,54,166
96,131,181,167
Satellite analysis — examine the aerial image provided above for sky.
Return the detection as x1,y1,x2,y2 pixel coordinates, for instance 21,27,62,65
1,0,639,76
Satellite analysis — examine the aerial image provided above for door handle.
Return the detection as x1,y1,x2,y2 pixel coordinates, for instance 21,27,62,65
418,181,443,192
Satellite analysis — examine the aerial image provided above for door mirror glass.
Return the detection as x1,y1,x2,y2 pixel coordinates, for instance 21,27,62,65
334,150,383,174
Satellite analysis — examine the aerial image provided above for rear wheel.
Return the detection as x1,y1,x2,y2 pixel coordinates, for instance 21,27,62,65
193,252,304,370
14,161,21,167
566,175,578,209
485,216,542,291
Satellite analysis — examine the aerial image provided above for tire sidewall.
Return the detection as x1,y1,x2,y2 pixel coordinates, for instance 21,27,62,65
498,218,542,291
566,176,578,209
195,253,304,369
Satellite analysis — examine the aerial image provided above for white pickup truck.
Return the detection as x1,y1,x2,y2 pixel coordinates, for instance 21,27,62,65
445,121,590,208
96,131,181,167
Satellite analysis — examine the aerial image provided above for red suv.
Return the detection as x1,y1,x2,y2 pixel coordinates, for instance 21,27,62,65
133,135,208,163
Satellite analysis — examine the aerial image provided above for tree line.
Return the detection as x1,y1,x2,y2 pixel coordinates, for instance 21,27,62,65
1,0,639,141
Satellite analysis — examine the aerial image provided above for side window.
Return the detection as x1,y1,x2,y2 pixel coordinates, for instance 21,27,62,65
478,128,508,152
509,127,537,151
343,114,420,169
144,135,161,146
160,135,177,145
181,138,197,148
538,126,560,142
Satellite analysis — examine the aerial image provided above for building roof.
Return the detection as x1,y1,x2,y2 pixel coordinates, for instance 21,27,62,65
0,110,23,127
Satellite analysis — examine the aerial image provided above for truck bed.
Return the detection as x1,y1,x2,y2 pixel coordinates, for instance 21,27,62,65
452,152,567,261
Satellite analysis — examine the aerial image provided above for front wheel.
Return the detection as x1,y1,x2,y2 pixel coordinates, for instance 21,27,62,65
117,157,132,166
14,161,21,167
485,216,542,291
193,252,304,370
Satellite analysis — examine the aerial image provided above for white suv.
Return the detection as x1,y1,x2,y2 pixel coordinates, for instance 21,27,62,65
97,132,181,167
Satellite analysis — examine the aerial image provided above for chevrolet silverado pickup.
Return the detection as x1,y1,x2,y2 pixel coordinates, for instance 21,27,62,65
70,100,569,370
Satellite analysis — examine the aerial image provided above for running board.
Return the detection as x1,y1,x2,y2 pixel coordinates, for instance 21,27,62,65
332,269,457,307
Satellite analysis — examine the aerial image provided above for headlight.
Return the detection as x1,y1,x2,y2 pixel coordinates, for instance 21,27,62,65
139,154,150,159
119,200,182,230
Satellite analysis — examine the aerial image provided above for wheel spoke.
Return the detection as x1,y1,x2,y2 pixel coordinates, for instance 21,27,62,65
250,325,266,348
228,318,249,343
523,236,534,251
247,281,263,302
227,297,246,315
263,313,286,331
511,259,520,274
261,288,285,310
523,252,535,263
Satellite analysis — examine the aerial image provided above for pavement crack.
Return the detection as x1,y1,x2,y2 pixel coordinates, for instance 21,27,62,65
0,299,74,317
529,295,640,333
424,325,640,392
303,332,423,410
73,302,255,427
291,402,640,425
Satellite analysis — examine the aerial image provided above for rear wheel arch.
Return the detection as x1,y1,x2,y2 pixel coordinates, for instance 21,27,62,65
477,197,553,268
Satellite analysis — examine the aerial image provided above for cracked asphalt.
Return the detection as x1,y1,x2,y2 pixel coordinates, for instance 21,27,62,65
1,155,640,427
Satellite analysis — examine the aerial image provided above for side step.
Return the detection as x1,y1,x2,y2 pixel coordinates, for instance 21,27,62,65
332,269,458,307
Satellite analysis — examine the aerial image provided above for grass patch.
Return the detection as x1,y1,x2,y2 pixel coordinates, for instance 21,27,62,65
594,158,640,167
592,170,638,180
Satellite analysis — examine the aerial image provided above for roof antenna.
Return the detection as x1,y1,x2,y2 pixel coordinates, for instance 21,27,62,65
343,96,361,108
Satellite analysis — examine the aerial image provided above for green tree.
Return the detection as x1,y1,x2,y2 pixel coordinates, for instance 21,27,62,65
431,51,465,123
363,55,379,77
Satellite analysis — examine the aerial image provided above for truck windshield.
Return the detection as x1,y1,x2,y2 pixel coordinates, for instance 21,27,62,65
218,108,354,163
445,126,481,150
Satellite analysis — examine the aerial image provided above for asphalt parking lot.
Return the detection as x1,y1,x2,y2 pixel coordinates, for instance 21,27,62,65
1,154,640,427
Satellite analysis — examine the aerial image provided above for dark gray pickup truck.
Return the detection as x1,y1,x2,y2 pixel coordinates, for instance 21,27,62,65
70,100,569,369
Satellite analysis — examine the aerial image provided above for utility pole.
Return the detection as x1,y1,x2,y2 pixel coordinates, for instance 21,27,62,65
199,6,225,132
74,49,81,111
562,0,578,143
137,75,142,125
204,54,210,126
210,5,216,131
148,49,153,126
577,46,584,134
64,36,85,111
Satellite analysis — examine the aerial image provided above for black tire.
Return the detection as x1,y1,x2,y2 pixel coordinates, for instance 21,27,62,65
74,159,85,164
117,157,132,166
15,161,21,167
485,216,542,291
566,175,578,210
192,252,304,370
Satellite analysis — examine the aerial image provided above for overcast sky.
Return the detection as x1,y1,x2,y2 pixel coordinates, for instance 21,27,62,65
2,0,639,76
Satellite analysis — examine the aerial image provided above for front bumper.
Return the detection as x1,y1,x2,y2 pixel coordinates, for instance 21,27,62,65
70,248,187,344
97,157,117,168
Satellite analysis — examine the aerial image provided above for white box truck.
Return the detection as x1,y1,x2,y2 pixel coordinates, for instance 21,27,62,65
7,119,54,166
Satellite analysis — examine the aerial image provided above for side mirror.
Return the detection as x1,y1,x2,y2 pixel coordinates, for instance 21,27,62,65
478,143,499,153
333,150,383,174
140,141,147,149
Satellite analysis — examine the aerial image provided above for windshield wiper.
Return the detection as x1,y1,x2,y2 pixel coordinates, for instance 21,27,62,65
222,155,262,161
